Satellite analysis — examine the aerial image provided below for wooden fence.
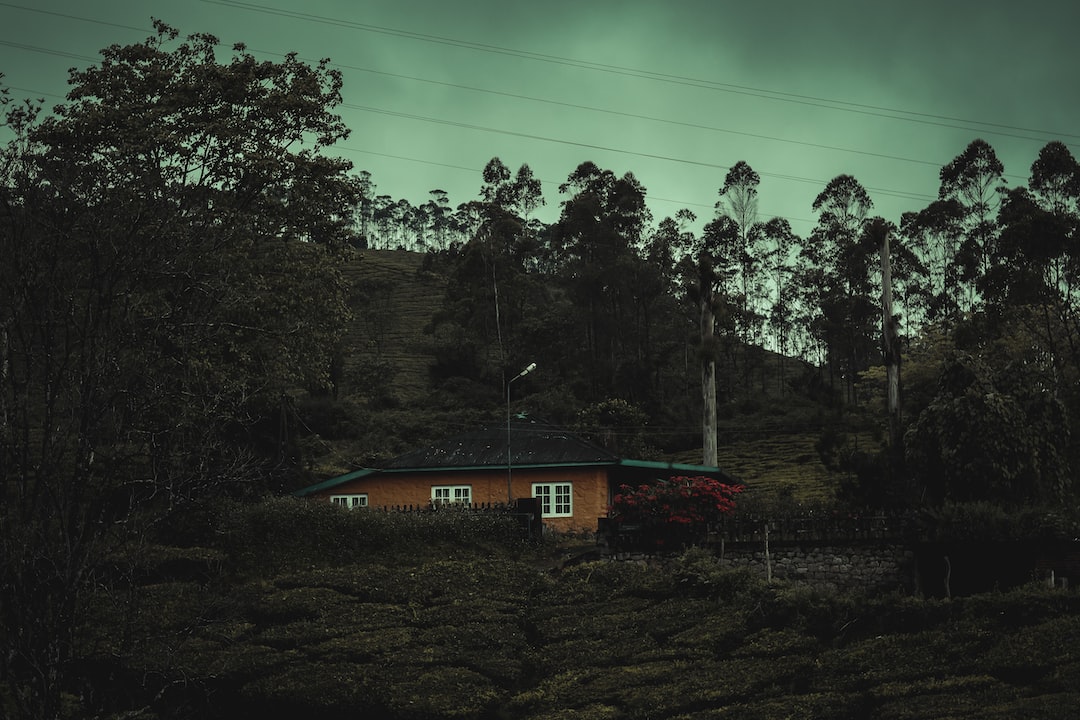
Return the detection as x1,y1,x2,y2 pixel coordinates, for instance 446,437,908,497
372,501,516,512
370,498,544,539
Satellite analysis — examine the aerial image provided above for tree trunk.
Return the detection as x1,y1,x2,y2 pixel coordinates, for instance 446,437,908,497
702,285,718,467
879,228,903,477
880,232,899,432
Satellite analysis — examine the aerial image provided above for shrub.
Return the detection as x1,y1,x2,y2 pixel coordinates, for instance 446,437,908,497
216,496,527,571
610,476,744,525
669,547,765,602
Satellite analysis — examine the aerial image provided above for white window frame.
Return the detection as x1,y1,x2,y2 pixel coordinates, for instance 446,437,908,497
330,494,368,509
431,485,472,506
532,482,573,518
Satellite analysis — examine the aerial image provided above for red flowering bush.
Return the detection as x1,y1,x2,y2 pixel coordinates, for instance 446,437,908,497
610,476,744,526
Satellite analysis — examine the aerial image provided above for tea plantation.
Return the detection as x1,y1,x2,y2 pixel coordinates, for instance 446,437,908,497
70,499,1080,719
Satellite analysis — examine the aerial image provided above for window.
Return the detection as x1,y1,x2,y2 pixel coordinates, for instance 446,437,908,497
431,485,472,506
330,494,368,509
532,482,572,517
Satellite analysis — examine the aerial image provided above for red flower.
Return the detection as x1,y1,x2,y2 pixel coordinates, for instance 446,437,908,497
609,476,743,526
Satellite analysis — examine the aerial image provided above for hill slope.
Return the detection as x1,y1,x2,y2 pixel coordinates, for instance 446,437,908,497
339,248,446,404
322,250,854,502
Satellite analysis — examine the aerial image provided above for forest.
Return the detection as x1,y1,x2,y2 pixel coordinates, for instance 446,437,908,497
1,22,1079,719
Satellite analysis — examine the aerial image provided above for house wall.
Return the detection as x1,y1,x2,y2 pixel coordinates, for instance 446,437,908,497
311,466,611,533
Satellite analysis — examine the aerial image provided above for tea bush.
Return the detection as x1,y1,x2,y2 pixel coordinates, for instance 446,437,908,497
216,496,529,571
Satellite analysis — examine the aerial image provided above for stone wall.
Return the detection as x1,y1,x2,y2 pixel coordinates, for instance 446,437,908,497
716,542,915,593
605,542,916,593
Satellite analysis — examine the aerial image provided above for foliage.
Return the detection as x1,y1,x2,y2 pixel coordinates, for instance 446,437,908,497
922,500,1080,543
574,398,658,459
610,476,744,525
905,351,1072,504
218,496,532,572
8,502,1080,719
0,25,356,717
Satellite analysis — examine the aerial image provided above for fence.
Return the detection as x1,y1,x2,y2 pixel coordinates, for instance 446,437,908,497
599,512,919,553
370,498,544,539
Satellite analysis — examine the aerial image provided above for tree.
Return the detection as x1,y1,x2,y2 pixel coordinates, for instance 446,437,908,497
900,199,964,328
905,352,1071,505
798,174,876,401
694,214,740,463
0,24,356,717
716,161,765,346
353,169,376,247
938,139,1005,309
372,193,395,247
758,217,799,393
1026,141,1080,306
426,160,551,394
549,162,651,399
422,188,452,251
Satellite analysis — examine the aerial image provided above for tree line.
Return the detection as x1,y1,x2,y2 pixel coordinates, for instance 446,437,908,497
402,139,1078,508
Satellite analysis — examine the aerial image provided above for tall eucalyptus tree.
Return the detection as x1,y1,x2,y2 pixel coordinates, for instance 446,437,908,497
798,174,876,401
549,162,651,399
937,139,1005,310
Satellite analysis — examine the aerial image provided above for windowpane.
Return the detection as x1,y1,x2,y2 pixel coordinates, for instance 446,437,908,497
533,484,551,515
331,494,367,509
432,486,471,505
532,483,571,517
555,485,571,515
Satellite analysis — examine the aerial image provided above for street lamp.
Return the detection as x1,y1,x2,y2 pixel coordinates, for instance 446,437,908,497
506,362,536,503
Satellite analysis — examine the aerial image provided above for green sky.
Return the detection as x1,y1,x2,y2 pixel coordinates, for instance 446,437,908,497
2,0,1078,237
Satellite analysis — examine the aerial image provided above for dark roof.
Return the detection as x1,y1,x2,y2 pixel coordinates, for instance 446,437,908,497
381,417,618,470
292,416,736,497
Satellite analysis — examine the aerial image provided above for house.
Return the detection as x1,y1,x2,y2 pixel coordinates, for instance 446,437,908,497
294,416,736,533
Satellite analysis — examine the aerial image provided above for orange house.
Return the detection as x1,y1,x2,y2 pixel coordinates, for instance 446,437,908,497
294,417,736,533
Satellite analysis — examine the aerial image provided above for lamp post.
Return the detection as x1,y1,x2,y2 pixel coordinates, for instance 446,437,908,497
506,362,536,503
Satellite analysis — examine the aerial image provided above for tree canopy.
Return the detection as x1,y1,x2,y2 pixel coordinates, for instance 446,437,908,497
0,24,357,717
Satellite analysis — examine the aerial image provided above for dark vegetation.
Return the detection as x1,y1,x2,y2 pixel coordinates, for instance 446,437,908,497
71,505,1080,719
3,21,1080,719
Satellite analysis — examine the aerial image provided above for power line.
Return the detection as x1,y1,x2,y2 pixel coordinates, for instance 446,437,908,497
339,144,814,223
0,3,1052,189
0,8,1025,219
201,0,1079,145
344,103,938,204
332,65,955,172
3,85,65,101
1,1,1052,177
0,2,151,35
0,39,98,64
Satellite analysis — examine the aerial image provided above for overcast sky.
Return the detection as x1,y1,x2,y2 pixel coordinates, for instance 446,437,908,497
2,0,1078,237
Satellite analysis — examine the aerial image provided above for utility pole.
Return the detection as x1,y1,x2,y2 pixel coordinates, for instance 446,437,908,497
507,362,536,503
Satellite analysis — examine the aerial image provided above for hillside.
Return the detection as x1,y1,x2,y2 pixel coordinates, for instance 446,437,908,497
322,249,861,502
73,506,1080,720
339,248,446,404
